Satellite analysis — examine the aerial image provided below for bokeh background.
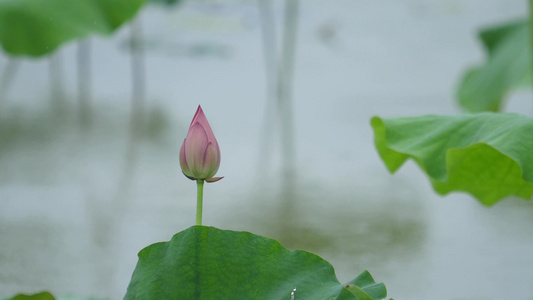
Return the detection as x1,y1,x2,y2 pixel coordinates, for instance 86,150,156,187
1,0,533,299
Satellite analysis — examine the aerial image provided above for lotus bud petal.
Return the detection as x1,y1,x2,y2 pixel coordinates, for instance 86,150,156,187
179,106,222,182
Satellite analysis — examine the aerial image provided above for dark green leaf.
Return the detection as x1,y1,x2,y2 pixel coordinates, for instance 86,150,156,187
478,19,527,54
456,19,530,112
371,113,533,205
0,0,148,56
124,226,387,300
150,0,184,6
347,271,387,299
7,292,54,300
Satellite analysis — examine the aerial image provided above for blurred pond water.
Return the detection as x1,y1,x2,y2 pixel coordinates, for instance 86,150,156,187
1,1,533,299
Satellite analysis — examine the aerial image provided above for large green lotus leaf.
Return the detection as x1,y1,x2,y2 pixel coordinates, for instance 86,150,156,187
124,226,387,300
0,0,147,57
371,113,533,205
456,19,530,112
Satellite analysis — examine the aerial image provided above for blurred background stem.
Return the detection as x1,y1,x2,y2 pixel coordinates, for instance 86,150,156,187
114,16,146,204
49,51,66,113
77,39,92,129
0,58,19,104
130,16,146,139
257,0,278,176
278,0,299,182
258,0,300,183
529,0,533,103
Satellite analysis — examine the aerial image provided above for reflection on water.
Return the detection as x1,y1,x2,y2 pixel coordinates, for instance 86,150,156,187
230,174,427,283
0,102,426,297
2,102,533,299
0,103,175,299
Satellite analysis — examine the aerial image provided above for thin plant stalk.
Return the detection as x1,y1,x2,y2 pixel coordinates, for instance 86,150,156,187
114,16,146,204
0,58,19,104
77,39,92,129
129,16,146,138
277,0,299,180
257,0,278,176
196,179,205,226
49,51,66,113
529,0,533,106
122,16,146,173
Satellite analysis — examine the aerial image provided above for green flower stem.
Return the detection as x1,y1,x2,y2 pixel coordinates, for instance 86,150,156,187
196,179,205,226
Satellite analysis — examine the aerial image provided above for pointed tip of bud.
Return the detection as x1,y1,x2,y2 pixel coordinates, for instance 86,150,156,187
192,105,203,124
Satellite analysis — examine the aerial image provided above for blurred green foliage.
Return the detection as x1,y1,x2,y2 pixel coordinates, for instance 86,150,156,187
151,0,184,6
0,0,148,56
6,292,54,300
457,19,530,112
372,113,533,205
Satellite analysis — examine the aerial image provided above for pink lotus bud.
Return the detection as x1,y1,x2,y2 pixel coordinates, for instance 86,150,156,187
179,106,223,182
